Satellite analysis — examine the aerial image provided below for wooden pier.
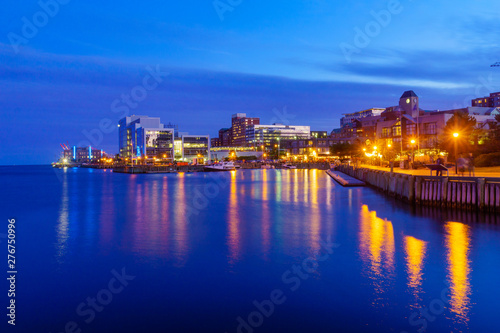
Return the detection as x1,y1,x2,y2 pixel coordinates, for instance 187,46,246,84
337,165,500,212
326,170,366,187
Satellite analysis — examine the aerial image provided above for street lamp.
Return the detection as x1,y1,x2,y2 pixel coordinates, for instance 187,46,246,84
453,132,459,174
410,139,416,168
277,138,280,160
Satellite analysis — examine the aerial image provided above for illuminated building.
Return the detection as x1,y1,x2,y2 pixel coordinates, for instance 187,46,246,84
118,115,174,160
62,146,103,163
246,124,310,148
471,91,500,107
179,135,210,163
231,113,260,146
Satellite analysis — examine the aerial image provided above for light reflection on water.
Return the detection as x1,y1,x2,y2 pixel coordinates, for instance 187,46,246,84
358,205,396,302
46,167,500,331
404,235,427,307
445,221,472,322
228,170,240,264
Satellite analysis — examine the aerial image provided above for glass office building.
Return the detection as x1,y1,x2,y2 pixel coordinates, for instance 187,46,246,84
181,135,210,163
246,124,311,147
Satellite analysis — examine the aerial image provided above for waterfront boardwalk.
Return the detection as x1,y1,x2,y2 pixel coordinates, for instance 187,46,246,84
338,164,500,212
360,164,500,178
326,169,366,187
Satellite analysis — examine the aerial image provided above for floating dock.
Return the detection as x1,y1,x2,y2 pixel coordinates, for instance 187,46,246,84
326,169,366,187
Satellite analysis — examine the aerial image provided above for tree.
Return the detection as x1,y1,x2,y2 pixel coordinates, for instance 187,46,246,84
329,142,360,157
439,111,477,160
490,114,500,142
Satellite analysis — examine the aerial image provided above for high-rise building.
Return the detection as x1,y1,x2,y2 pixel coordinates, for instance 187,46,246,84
231,113,260,146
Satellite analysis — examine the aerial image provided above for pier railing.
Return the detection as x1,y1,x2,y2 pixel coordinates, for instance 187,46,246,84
337,165,500,212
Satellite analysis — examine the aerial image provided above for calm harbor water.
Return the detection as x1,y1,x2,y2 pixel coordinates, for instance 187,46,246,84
2,165,500,332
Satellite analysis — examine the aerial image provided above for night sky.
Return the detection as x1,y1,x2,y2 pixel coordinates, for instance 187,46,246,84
2,0,500,165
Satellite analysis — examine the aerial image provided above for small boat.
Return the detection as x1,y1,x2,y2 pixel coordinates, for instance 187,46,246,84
204,162,236,171
234,164,241,169
282,164,297,169
261,164,274,169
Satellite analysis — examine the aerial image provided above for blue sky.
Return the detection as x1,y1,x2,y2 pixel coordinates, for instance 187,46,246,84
2,0,500,164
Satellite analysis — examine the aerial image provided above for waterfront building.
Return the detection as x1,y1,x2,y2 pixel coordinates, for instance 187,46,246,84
311,131,328,138
118,115,174,160
329,90,499,154
246,124,311,148
283,138,338,158
63,146,103,163
178,135,210,163
231,113,260,146
210,146,262,161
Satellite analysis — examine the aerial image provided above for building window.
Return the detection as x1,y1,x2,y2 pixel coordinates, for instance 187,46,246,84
406,124,416,136
392,125,401,137
424,122,437,135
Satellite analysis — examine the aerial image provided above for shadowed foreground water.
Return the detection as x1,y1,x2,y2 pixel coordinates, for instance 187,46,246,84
1,166,500,332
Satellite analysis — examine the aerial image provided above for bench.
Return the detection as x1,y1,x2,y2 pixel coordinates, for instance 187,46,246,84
425,164,449,177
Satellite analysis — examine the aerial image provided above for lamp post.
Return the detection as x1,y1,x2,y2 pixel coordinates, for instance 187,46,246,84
410,139,416,168
453,132,459,174
277,138,280,161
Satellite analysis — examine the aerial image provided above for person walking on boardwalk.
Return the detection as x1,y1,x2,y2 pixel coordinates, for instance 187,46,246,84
456,154,467,176
467,153,475,177
436,156,444,176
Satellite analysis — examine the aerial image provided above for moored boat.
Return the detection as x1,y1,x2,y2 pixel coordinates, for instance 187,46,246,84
204,162,236,171
282,164,297,169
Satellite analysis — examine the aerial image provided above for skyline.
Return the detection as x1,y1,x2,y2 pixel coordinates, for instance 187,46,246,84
2,0,500,165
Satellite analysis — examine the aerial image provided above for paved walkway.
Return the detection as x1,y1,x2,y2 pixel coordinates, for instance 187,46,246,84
358,164,500,178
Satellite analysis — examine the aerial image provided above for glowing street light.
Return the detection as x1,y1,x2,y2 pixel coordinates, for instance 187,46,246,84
453,132,460,174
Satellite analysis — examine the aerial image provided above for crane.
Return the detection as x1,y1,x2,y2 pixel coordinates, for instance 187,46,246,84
491,62,500,67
